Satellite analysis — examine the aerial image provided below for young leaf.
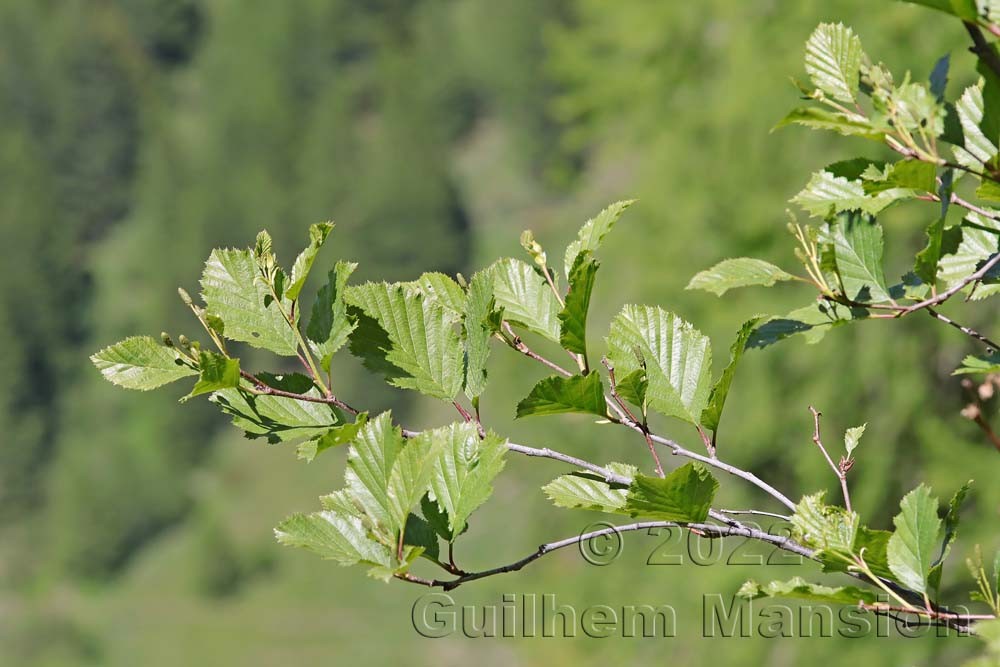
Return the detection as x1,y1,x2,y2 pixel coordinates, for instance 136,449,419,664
738,577,878,605
954,82,998,169
287,222,334,301
463,268,495,399
773,107,884,140
201,247,300,356
410,272,467,316
492,258,561,342
403,513,440,561
887,484,943,594
307,261,358,373
940,480,973,563
607,305,713,425
427,423,507,539
894,0,976,20
624,463,718,522
211,373,338,443
559,251,599,358
345,282,464,400
790,492,859,555
804,23,865,104
914,217,947,285
420,493,454,542
343,412,405,534
817,526,893,581
516,372,607,418
183,350,240,401
828,213,891,302
296,412,369,463
275,511,391,568
954,352,1000,375
543,464,636,513
686,259,794,296
930,53,949,101
387,433,441,535
844,423,867,458
939,211,1000,300
747,300,866,349
91,336,197,390
700,318,761,433
564,200,635,278
614,369,648,408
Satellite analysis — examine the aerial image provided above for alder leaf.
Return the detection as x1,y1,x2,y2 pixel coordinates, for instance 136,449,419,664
624,463,718,522
559,251,599,357
287,222,334,300
700,317,761,433
564,200,635,278
91,336,197,390
887,484,942,594
687,259,794,297
306,261,358,373
516,373,607,418
804,23,865,104
492,258,561,342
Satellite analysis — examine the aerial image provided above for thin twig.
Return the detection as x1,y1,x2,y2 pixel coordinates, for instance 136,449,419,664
966,21,1000,82
501,322,573,377
810,406,852,513
925,308,1000,350
603,359,664,477
239,369,358,414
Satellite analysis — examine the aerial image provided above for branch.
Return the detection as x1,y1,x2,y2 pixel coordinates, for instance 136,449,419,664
809,406,852,513
966,21,1000,81
239,369,359,415
924,308,1000,350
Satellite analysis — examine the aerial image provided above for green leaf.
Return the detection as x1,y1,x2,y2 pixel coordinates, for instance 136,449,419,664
738,577,878,605
463,268,495,399
747,300,866,348
183,350,240,401
954,82,998,169
804,23,864,104
492,258,561,342
844,423,867,458
861,160,936,194
211,373,338,443
978,179,1000,203
403,513,440,561
615,369,648,408
427,423,507,539
306,261,358,373
940,211,1000,300
607,305,713,426
343,412,405,536
516,373,607,418
892,81,946,137
686,259,795,296
201,247,299,356
543,464,636,513
828,213,891,302
940,480,973,564
930,54,950,101
773,107,884,140
564,200,635,278
410,272,467,316
894,0,977,20
274,511,391,567
345,282,464,400
790,492,859,556
296,413,369,463
954,352,1000,374
887,484,942,594
791,169,908,218
387,432,441,535
421,493,455,541
91,336,197,390
817,525,893,581
915,217,947,284
347,307,405,378
559,251,599,357
287,222,334,301
700,318,760,433
624,463,718,522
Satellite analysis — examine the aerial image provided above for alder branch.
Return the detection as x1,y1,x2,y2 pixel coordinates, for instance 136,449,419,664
809,406,852,513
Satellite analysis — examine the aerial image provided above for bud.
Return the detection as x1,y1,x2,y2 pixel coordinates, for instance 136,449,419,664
520,230,547,268
178,287,193,305
161,332,174,347
178,334,190,348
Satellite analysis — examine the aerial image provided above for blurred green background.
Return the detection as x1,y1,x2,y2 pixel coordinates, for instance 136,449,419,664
2,0,999,664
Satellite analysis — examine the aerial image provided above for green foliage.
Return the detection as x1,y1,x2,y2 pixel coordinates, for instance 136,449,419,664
700,318,760,433
491,258,561,342
739,577,879,605
563,199,634,278
687,259,795,296
887,484,942,594
804,23,864,104
90,336,196,390
624,463,718,522
559,251,599,358
516,373,607,418
542,464,635,513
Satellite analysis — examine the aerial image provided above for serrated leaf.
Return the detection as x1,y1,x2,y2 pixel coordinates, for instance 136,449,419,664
421,493,454,541
201,247,300,355
307,261,358,373
738,576,878,605
940,480,973,564
543,465,635,513
615,369,648,408
91,336,197,390
893,81,946,137
887,484,942,594
804,23,864,104
427,423,507,539
463,268,494,399
773,107,884,140
403,513,440,561
345,282,464,400
790,492,859,556
828,213,891,302
387,431,441,535
940,211,1000,300
844,423,867,458
915,217,947,285
607,305,712,426
492,258,561,342
895,0,977,19
183,350,240,401
624,463,718,522
687,259,795,297
861,160,937,194
954,81,998,169
287,222,334,300
516,373,607,418
559,251,599,357
930,54,950,101
211,372,338,443
296,412,369,462
564,200,635,278
410,272,467,315
347,307,405,378
700,318,760,433
747,300,866,348
954,352,1000,374
342,411,404,538
274,511,391,567
818,525,893,581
